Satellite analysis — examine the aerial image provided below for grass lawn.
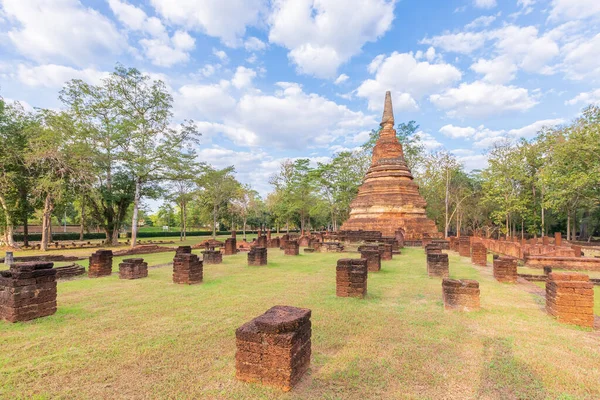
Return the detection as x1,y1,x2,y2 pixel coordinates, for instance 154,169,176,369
1,247,600,399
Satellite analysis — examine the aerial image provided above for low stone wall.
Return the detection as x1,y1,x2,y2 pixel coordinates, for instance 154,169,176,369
0,262,57,322
55,263,86,279
336,259,368,298
360,249,381,272
172,253,203,284
88,250,113,278
546,272,594,328
119,258,148,280
235,305,311,391
493,256,517,283
427,253,449,278
248,247,267,266
442,279,480,311
525,256,600,271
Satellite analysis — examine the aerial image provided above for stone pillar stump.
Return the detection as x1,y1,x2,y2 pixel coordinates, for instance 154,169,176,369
88,250,113,278
442,279,480,311
471,242,487,266
427,253,449,278
119,258,148,279
493,256,517,283
172,253,203,284
546,272,594,328
336,259,368,298
360,249,381,272
248,247,267,266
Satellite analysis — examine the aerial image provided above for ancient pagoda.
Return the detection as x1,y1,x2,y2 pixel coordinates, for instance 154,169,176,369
340,91,440,238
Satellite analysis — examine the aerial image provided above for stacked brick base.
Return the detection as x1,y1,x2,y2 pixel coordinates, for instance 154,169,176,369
427,253,449,278
493,257,518,283
336,259,368,298
284,241,300,256
236,305,311,391
458,237,471,257
546,272,594,328
118,258,148,279
471,243,487,266
378,244,393,261
360,250,381,272
203,250,223,265
248,247,268,266
0,262,57,322
224,238,237,255
89,250,113,278
442,279,480,311
173,252,203,284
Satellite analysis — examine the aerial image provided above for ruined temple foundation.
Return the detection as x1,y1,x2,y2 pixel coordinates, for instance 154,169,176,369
442,279,480,311
493,256,518,283
118,258,148,279
224,238,237,255
176,246,192,255
202,250,223,265
268,237,280,249
284,240,300,256
248,247,268,266
427,253,449,278
471,243,487,266
340,92,440,239
172,253,203,284
235,305,311,391
0,262,57,322
360,249,381,272
425,244,442,254
546,272,594,328
336,259,368,298
458,237,471,257
88,250,113,278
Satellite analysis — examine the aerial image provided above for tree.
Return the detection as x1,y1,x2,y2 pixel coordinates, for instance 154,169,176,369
165,160,202,241
231,184,261,240
109,65,199,247
197,166,240,239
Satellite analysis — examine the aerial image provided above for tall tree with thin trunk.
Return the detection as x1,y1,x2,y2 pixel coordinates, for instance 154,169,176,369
197,166,240,239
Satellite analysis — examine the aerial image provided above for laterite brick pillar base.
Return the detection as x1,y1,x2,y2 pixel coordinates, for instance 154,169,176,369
0,262,57,322
546,272,594,328
458,237,471,257
360,249,381,272
172,253,203,284
425,244,442,254
236,305,311,391
284,240,300,256
203,250,223,265
378,244,393,261
471,242,487,266
336,259,368,298
176,246,192,255
442,279,480,311
89,250,113,278
493,256,517,283
224,238,237,255
268,237,280,248
427,253,449,278
119,258,148,279
248,247,267,266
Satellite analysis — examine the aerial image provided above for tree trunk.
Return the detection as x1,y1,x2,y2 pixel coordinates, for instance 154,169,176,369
567,212,571,241
183,201,187,240
444,166,449,239
41,194,54,252
79,196,85,241
243,216,247,241
212,204,217,239
130,178,142,248
0,192,17,248
179,201,184,242
541,187,545,236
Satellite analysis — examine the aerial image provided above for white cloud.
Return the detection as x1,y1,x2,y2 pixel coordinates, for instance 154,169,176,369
420,31,487,54
244,37,267,52
416,131,443,150
439,124,478,139
474,0,497,9
2,0,125,65
430,81,538,118
175,81,237,121
16,64,108,88
470,56,517,84
268,0,396,78
334,74,349,85
561,33,600,80
548,0,600,22
465,15,497,30
491,25,559,73
213,48,229,62
150,0,266,46
231,66,257,89
507,118,564,137
356,52,462,111
518,0,535,8
566,89,600,105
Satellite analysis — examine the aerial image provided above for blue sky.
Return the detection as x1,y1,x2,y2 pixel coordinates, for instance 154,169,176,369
1,0,600,199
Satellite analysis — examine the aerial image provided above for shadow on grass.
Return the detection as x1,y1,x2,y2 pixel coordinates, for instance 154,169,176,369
478,337,546,399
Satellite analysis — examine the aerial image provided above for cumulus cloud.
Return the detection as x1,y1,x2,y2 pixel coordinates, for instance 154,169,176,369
231,66,257,89
268,0,396,78
548,0,600,22
465,15,497,30
244,37,267,52
356,52,462,111
474,0,497,9
430,81,538,118
150,0,266,46
2,0,125,65
566,89,600,105
16,64,108,88
470,56,518,84
561,33,600,80
420,31,487,54
334,74,349,85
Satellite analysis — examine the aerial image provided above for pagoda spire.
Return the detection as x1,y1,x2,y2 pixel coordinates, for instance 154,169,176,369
380,91,394,127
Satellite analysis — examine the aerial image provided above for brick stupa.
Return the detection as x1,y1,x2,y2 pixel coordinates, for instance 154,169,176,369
340,91,440,238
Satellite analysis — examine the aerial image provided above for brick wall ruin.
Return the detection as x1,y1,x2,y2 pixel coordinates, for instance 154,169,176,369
360,249,381,272
427,253,449,278
88,250,113,278
546,272,594,328
336,259,368,298
248,247,267,266
172,253,203,284
118,258,148,280
493,256,518,283
442,279,480,311
471,242,487,266
284,240,300,256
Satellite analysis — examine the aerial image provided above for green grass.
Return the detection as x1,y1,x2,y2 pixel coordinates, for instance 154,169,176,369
1,247,599,399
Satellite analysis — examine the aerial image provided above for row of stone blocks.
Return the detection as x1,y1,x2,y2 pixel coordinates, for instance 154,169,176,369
236,305,311,391
0,262,57,322
173,246,203,284
546,272,594,328
118,258,148,280
336,259,368,298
